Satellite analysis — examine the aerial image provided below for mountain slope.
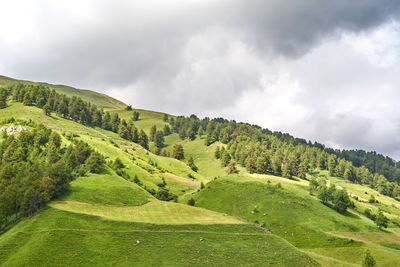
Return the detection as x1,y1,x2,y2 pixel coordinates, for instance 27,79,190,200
0,102,319,266
0,75,126,110
1,78,400,266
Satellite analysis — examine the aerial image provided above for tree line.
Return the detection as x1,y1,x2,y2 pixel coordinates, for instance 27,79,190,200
168,115,400,199
0,122,105,231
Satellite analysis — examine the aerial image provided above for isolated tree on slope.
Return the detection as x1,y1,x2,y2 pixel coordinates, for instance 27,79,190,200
375,210,389,229
362,250,376,267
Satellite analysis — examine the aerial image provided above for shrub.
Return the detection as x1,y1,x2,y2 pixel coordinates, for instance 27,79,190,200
187,198,195,206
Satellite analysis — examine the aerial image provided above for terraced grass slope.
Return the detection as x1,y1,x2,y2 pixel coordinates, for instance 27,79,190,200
0,75,126,110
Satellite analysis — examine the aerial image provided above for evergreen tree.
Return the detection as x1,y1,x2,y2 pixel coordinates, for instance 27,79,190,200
163,114,169,122
132,111,140,121
256,156,271,174
271,154,282,176
154,130,165,148
362,250,376,267
214,146,221,159
221,150,231,167
282,162,291,179
118,124,130,140
246,157,257,174
298,161,308,179
111,113,120,132
131,126,139,143
85,152,105,173
138,130,149,150
186,127,195,140
332,189,352,213
102,112,112,130
179,127,186,140
150,125,157,142
226,160,238,174
317,184,331,204
188,156,198,172
344,163,355,181
0,88,8,108
187,198,195,206
198,127,204,137
163,125,171,136
375,210,389,229
171,144,184,160
327,155,337,176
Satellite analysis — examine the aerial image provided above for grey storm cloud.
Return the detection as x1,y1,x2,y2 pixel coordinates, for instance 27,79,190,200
1,0,400,157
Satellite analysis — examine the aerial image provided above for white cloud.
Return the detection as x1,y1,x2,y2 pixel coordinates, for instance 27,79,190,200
2,0,400,158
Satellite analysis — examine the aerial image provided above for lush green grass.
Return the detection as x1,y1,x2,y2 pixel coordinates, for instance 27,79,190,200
191,174,400,266
60,171,151,206
111,109,170,135
0,75,126,110
164,137,228,179
193,176,377,248
50,200,245,225
304,245,400,267
0,208,319,267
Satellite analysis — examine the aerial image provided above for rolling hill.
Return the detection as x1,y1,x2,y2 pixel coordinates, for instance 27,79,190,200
0,75,126,110
1,77,400,266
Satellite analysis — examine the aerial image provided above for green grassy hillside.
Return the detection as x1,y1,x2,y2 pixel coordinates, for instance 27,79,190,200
0,100,319,266
0,75,126,110
1,80,400,266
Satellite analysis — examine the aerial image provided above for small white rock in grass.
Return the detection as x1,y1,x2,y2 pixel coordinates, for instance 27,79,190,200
136,240,140,244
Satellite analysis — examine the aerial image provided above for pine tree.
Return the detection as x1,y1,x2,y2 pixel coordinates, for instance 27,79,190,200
118,124,131,140
226,160,237,174
163,114,169,122
362,250,376,267
327,155,337,176
282,162,291,178
0,88,8,108
154,130,165,148
131,126,139,143
138,130,149,150
246,157,257,174
179,127,186,140
43,103,52,116
150,125,157,142
163,125,171,136
221,150,231,167
132,111,140,121
188,156,198,172
332,189,352,213
171,144,184,160
375,210,389,229
214,146,221,159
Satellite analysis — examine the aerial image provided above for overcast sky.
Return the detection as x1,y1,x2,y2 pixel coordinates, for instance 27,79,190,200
1,1,400,158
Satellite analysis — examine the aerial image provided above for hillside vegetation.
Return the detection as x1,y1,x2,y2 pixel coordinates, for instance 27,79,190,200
0,79,400,266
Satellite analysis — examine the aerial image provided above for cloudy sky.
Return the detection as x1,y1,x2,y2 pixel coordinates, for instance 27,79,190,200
1,0,400,158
